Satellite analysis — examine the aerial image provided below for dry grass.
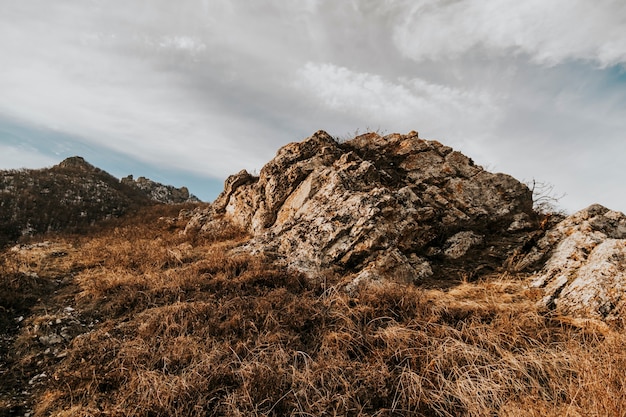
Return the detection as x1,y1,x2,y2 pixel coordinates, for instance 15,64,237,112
2,205,626,416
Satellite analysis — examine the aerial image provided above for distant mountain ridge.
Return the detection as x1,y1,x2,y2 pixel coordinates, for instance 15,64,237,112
0,156,199,246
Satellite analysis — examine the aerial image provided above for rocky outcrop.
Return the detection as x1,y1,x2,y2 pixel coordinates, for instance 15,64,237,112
0,157,197,247
186,130,536,286
121,175,200,204
519,205,626,321
55,156,98,172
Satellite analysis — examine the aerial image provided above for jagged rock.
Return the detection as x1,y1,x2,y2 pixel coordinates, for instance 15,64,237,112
121,175,200,204
522,204,626,321
187,130,535,285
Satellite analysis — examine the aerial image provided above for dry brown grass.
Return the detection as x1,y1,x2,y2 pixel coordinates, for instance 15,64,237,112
2,204,626,416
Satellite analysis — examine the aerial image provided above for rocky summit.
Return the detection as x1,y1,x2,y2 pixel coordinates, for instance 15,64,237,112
121,175,199,204
184,130,626,322
185,130,537,287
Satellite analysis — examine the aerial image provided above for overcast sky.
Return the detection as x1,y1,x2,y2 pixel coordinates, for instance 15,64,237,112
1,0,625,213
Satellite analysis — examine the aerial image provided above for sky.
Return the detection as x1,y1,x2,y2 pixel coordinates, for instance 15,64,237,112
1,0,625,213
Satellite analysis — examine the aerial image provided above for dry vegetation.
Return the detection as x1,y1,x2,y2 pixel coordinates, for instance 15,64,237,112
0,163,153,247
1,204,626,416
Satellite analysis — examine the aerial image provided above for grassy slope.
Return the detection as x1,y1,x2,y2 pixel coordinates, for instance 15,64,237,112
1,204,625,416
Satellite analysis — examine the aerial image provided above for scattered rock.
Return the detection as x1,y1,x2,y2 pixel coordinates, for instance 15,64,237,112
28,373,47,386
39,334,63,346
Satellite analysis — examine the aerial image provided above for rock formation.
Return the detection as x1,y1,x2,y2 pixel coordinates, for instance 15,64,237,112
183,130,626,321
121,175,200,204
185,130,536,286
518,205,626,321
55,156,98,172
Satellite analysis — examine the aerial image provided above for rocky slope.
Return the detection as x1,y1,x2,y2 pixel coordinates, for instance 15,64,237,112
121,175,199,204
0,156,197,246
2,132,623,325
185,130,537,286
3,130,626,416
185,130,626,322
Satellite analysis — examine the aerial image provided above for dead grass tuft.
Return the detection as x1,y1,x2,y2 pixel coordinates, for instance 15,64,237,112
2,205,626,416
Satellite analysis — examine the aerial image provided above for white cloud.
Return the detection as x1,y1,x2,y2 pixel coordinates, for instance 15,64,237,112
393,0,626,66
0,1,281,177
295,62,499,141
0,0,624,212
0,145,56,170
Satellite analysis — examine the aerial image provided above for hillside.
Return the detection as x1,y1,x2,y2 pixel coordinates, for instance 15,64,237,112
0,157,199,247
1,131,625,416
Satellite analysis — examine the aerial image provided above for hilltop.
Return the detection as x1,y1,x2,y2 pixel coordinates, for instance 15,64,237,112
0,156,199,247
1,131,625,416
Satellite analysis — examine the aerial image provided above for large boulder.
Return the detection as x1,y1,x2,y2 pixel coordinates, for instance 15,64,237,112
520,205,626,321
186,130,536,285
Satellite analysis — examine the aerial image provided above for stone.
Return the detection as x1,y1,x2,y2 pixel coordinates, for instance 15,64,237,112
39,334,63,346
507,213,534,232
186,130,535,286
444,231,484,259
121,175,200,204
521,204,626,320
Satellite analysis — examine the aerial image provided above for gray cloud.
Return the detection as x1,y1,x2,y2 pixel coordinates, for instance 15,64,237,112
0,0,625,211
294,62,500,140
393,0,626,66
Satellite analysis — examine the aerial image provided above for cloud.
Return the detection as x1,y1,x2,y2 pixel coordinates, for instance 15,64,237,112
0,145,56,170
393,0,626,66
0,0,625,212
295,62,499,140
0,1,292,177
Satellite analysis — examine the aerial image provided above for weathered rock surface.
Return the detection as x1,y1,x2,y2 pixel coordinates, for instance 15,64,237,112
186,130,536,285
520,204,626,321
121,175,200,204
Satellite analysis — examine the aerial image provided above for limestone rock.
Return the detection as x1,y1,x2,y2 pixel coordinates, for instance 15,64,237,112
187,130,535,285
56,156,97,172
523,204,626,320
121,175,200,204
444,231,484,259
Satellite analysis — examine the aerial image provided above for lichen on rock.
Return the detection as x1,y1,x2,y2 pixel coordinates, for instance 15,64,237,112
186,130,535,287
522,204,626,321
